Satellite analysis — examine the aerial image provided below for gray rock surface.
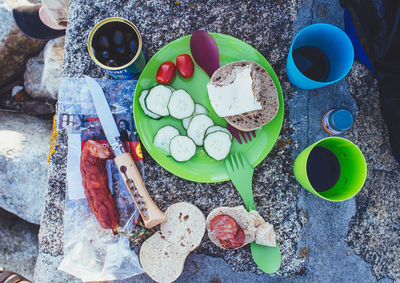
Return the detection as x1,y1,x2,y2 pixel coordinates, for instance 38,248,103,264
34,253,78,283
0,207,39,281
34,131,80,283
34,0,400,282
0,112,52,224
288,1,368,281
24,37,65,100
288,0,399,282
38,130,67,256
0,0,45,88
345,62,400,280
34,130,79,283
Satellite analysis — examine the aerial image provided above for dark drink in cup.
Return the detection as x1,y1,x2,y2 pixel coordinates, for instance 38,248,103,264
88,17,146,80
293,46,330,82
306,146,341,192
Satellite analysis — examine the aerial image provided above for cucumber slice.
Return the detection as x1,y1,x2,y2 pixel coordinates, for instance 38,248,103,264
170,135,196,162
182,117,191,130
166,86,176,92
167,89,195,119
145,85,172,116
205,125,232,140
193,103,208,114
187,114,214,146
139,89,162,119
182,104,208,129
204,131,232,161
153,126,179,154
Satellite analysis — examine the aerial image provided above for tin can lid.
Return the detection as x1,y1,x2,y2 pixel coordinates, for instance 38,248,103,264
329,109,354,131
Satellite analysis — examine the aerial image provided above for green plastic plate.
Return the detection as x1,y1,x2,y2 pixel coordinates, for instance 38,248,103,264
133,33,284,183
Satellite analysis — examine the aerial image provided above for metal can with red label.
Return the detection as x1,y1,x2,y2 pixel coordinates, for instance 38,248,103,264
88,17,146,80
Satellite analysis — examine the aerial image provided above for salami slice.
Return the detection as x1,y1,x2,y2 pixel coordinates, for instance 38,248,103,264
220,226,246,249
209,214,238,240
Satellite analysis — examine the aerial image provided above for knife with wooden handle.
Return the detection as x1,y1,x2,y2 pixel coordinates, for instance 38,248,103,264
85,76,166,228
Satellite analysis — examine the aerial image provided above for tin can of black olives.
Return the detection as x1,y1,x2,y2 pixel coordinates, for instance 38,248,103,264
88,17,146,80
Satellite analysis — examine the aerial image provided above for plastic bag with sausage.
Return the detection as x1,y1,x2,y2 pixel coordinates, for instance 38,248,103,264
57,78,144,282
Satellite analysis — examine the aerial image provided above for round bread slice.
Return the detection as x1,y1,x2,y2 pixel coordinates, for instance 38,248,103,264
206,206,256,250
140,231,188,283
209,60,279,131
160,202,206,252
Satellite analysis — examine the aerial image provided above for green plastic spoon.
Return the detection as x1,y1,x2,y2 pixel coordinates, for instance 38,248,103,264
225,153,281,273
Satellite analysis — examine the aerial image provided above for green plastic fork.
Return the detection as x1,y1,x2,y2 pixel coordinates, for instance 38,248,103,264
225,152,281,274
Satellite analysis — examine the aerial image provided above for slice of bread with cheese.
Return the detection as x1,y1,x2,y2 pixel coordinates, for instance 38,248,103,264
206,206,276,250
207,60,279,131
140,202,205,283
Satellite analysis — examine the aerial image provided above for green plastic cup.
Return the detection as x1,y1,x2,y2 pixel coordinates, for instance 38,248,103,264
293,137,367,201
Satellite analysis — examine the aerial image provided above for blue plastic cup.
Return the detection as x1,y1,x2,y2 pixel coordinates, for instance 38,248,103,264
286,23,354,90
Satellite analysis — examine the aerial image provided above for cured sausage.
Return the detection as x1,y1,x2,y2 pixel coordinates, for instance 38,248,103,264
209,214,238,240
80,140,119,234
209,214,245,249
219,227,245,249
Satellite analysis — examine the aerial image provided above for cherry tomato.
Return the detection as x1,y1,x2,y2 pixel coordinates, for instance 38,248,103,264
156,61,176,84
176,54,194,78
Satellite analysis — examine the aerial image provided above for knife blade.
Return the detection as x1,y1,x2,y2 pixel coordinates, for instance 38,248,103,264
85,76,120,146
84,76,166,228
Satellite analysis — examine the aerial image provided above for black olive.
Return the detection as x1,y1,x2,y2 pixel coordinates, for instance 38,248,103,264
101,51,110,59
129,40,138,54
98,35,109,49
107,59,118,67
116,46,127,55
113,30,124,46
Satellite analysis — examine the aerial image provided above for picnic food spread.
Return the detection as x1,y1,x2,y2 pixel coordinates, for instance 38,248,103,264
63,18,367,281
75,28,287,281
72,24,289,281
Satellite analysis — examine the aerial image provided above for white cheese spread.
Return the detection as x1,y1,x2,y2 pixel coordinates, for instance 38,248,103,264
207,67,262,117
